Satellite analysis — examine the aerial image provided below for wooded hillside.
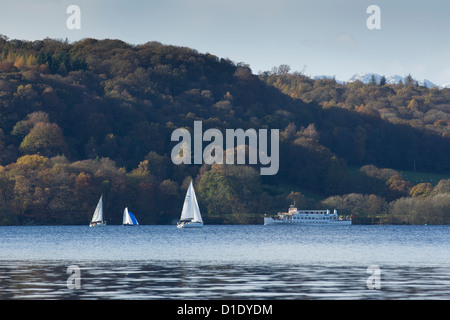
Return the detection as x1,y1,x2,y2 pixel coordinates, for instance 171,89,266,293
0,36,449,224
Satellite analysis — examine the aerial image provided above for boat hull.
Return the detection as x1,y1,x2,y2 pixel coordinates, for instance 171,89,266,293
264,217,351,225
177,221,203,228
89,221,107,227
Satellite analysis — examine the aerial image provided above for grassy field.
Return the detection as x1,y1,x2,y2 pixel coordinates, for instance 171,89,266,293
398,170,450,186
348,165,450,186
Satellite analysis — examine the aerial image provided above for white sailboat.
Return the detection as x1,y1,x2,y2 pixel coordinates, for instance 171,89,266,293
177,181,203,228
123,207,139,226
89,195,106,227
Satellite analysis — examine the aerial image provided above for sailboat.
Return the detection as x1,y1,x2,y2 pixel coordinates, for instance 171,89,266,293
90,195,106,227
177,181,203,228
123,207,139,226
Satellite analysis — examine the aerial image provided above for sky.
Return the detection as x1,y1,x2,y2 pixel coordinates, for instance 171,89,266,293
1,0,450,85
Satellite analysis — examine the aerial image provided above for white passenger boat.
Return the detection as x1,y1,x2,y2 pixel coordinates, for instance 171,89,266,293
264,204,352,225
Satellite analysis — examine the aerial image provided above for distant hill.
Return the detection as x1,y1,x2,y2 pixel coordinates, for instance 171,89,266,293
314,72,447,88
347,72,438,88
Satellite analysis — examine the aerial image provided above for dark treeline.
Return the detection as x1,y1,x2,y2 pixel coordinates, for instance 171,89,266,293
0,36,449,225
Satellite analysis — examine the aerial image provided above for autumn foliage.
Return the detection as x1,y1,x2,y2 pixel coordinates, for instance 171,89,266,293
0,35,449,224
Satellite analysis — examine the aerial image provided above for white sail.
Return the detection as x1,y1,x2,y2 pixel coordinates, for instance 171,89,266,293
179,181,203,223
91,195,103,223
180,183,193,221
190,183,203,223
123,207,131,225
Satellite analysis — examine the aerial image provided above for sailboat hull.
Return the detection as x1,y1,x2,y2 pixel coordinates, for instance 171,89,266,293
89,221,106,227
177,221,203,228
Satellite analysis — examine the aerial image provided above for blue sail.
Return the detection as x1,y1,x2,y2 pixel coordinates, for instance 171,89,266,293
128,211,139,225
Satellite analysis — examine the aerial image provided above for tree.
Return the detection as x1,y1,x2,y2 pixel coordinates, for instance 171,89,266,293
286,191,308,209
19,122,69,157
12,112,50,139
389,194,450,225
156,179,180,221
197,165,238,216
432,179,450,195
144,151,169,181
278,64,291,75
405,74,414,87
321,193,387,222
15,154,50,170
409,183,433,197
13,55,26,70
407,99,419,110
302,123,319,141
385,174,413,200
197,164,263,217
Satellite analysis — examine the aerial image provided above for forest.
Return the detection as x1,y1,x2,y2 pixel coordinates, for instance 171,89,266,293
0,35,449,225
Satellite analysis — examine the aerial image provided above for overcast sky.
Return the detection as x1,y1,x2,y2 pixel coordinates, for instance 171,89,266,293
1,0,450,84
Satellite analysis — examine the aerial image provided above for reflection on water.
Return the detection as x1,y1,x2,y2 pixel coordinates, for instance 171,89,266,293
1,261,449,299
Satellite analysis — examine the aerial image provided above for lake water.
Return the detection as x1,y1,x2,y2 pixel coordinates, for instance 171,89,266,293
0,225,449,300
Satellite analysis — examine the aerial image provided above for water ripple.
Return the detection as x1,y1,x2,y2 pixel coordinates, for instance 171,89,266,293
0,261,449,299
